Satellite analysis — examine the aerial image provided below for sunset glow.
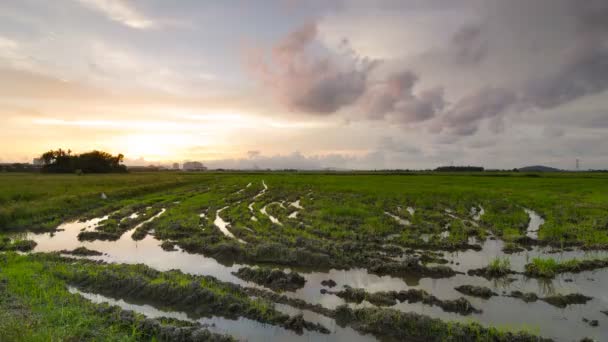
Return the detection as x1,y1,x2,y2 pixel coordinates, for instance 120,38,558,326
1,1,607,169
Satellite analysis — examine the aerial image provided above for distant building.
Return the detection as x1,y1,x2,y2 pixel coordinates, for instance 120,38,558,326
182,161,207,171
32,158,44,166
172,162,180,170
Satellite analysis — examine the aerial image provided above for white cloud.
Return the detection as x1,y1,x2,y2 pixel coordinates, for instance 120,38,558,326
76,0,154,29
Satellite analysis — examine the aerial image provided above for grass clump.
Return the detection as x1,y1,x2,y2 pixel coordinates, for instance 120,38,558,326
487,257,512,276
334,305,549,342
467,257,515,279
0,237,37,252
232,266,306,292
525,257,608,278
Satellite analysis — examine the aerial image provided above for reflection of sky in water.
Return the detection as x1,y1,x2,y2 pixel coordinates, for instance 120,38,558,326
71,286,374,342
25,207,608,342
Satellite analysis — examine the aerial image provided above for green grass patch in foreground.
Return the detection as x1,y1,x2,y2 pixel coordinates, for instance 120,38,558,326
0,252,139,341
1,253,549,342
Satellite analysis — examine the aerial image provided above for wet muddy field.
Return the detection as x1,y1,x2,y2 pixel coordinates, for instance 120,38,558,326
3,173,608,341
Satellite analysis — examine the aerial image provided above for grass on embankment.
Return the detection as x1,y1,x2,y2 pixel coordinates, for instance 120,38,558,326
525,256,608,278
1,252,329,337
0,252,152,341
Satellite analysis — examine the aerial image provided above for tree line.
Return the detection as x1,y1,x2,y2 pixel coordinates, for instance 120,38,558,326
434,166,484,172
40,149,127,173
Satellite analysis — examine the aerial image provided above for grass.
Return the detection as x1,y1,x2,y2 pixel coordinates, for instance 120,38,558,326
0,252,308,339
2,171,608,272
0,252,143,341
525,256,608,278
5,171,605,339
3,171,608,245
487,257,512,276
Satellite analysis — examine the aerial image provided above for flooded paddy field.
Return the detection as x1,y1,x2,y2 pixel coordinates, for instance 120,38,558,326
2,172,608,341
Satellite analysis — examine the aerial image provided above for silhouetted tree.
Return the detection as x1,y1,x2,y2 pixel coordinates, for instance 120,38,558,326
41,149,127,174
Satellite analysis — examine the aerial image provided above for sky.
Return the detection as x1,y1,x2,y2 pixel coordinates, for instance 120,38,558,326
0,0,607,170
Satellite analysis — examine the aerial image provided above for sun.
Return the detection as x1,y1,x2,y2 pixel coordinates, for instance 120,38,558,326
118,134,185,161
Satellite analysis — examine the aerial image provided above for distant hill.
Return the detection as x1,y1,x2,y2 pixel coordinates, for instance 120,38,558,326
518,165,562,172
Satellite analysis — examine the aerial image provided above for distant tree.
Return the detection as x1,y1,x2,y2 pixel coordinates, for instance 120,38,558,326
435,166,484,172
40,149,127,174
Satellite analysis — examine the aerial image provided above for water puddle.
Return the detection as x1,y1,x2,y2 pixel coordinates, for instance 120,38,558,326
384,212,411,226
274,304,376,342
260,203,283,226
290,200,304,209
253,181,268,199
69,286,193,321
21,206,608,342
69,287,343,342
525,208,545,239
472,205,485,221
214,207,246,244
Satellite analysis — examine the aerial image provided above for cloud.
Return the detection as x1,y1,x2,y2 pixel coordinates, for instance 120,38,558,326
362,70,445,123
247,22,377,114
523,45,608,110
450,23,487,65
76,0,154,29
417,1,608,137
377,136,420,155
247,150,261,158
542,126,565,138
437,87,517,136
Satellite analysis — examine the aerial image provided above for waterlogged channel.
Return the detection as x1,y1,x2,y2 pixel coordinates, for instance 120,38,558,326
214,207,247,244
16,181,607,342
70,286,370,342
22,209,608,341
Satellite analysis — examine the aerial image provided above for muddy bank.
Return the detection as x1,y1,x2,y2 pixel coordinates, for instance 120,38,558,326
334,306,551,342
325,285,480,315
243,287,335,318
53,258,328,335
0,238,37,252
508,291,592,308
232,267,306,292
455,285,497,299
321,279,337,288
543,293,593,308
368,257,459,279
60,246,103,256
467,266,519,279
78,207,164,241
95,303,235,342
